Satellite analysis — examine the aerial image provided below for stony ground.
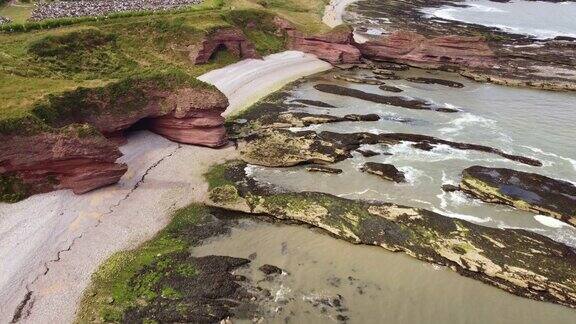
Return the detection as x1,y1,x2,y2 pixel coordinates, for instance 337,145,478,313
30,0,202,21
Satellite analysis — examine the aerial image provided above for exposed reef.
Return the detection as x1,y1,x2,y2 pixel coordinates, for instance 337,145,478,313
239,129,542,168
314,84,459,112
205,161,576,309
348,0,576,91
460,166,576,226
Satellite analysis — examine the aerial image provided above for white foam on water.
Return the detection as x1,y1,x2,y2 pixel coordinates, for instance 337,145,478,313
388,142,470,163
432,207,491,223
398,166,433,185
439,113,497,135
274,284,292,303
421,0,576,40
534,215,571,229
365,28,385,36
338,188,382,197
522,145,576,172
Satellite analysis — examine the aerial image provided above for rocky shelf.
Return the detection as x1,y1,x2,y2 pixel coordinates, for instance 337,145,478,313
460,166,576,226
204,160,576,309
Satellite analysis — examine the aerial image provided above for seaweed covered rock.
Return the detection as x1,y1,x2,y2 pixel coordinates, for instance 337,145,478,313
240,129,351,167
238,129,541,168
460,166,576,225
205,161,576,309
361,162,406,183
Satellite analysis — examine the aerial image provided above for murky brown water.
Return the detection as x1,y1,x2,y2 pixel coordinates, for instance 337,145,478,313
193,219,576,323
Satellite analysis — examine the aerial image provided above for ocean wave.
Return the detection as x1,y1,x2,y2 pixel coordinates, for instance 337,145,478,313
439,113,497,135
534,215,572,229
522,145,576,172
432,207,491,223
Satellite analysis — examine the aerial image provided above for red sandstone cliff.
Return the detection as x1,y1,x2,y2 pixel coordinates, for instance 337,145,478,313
356,31,495,69
1,80,230,200
274,17,361,64
189,27,260,64
0,126,127,196
77,87,230,148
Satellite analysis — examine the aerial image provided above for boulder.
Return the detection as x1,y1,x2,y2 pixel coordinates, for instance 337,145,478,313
360,162,406,183
461,166,576,225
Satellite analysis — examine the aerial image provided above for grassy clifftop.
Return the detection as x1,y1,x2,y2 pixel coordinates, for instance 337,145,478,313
0,0,330,133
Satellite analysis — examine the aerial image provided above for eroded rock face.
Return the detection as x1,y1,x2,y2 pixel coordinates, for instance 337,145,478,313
206,161,576,309
1,78,230,201
189,27,260,64
0,126,127,199
274,18,362,64
147,88,229,147
356,31,496,69
460,166,576,225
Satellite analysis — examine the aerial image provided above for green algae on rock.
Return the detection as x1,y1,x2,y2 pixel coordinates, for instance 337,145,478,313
76,205,265,323
205,160,576,309
460,166,576,226
237,128,543,168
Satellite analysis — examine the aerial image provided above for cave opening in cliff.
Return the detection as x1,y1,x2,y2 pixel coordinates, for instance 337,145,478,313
209,43,233,62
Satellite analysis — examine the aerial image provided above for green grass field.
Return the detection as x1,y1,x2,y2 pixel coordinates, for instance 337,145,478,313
0,0,329,127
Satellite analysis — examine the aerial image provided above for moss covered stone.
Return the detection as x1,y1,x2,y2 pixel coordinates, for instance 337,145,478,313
76,205,261,323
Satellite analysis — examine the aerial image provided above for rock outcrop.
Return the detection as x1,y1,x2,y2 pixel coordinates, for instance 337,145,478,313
1,74,230,201
206,161,576,309
0,125,127,200
274,18,361,64
238,129,542,168
356,31,495,69
460,166,576,226
188,27,260,64
361,162,406,183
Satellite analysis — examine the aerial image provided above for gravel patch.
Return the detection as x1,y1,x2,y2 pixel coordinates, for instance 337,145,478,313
30,0,202,21
0,16,11,25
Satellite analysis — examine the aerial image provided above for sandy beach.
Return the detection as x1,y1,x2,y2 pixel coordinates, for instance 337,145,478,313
322,0,361,28
199,51,331,117
0,50,332,323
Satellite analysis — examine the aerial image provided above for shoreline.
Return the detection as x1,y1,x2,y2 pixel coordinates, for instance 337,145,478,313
323,0,369,43
0,51,333,323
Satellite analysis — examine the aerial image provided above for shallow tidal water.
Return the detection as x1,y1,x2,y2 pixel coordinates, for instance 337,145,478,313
196,1,576,322
194,219,576,323
421,0,576,40
248,67,576,247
